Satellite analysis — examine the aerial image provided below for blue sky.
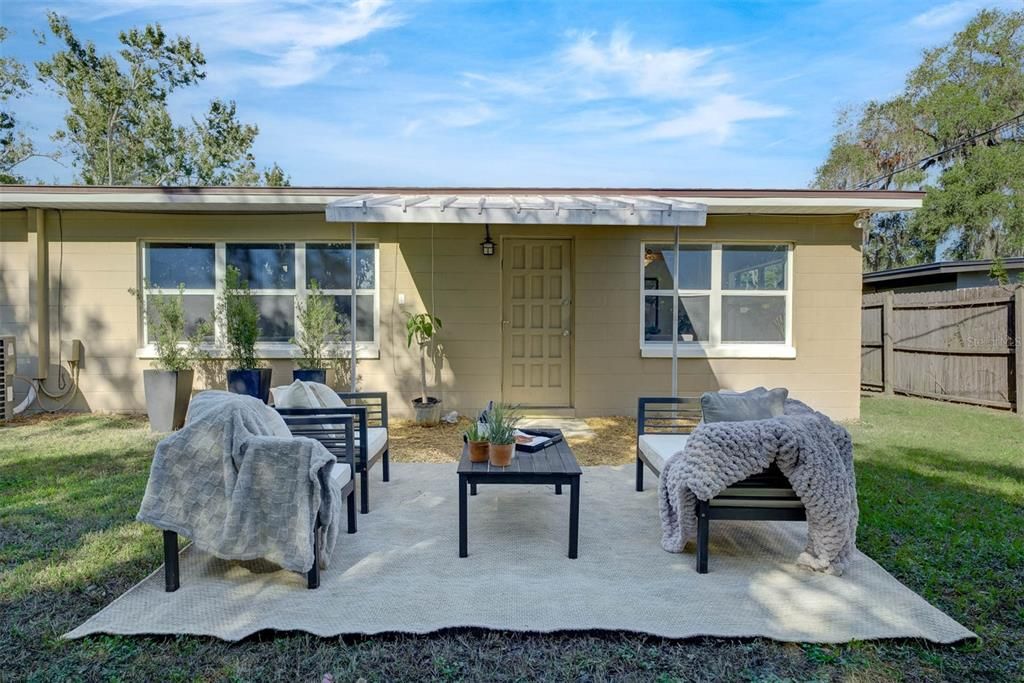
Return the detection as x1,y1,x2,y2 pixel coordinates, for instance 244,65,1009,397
2,0,1017,187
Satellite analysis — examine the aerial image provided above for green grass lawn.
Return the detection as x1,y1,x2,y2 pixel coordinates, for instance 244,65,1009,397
1,396,1021,682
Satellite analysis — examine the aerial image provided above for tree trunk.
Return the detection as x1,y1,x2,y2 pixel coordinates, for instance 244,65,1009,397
419,344,428,403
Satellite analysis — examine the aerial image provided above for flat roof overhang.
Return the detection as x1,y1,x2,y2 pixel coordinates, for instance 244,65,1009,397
327,194,707,226
0,185,923,216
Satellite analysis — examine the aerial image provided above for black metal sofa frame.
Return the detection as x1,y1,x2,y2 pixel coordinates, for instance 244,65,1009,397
637,396,806,574
277,391,390,514
164,413,358,591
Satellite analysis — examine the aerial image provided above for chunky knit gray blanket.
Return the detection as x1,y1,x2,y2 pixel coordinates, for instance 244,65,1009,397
659,400,858,575
137,391,342,574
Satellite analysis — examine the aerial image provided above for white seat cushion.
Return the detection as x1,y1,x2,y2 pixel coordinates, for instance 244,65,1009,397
328,462,352,485
638,434,689,473
364,427,388,458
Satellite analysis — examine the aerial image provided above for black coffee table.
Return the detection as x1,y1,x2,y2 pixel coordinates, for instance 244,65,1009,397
457,432,582,559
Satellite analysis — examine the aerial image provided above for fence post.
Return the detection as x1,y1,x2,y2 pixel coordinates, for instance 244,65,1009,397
1014,286,1024,416
882,290,895,395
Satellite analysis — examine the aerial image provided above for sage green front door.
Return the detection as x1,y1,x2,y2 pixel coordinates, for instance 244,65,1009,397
501,239,572,407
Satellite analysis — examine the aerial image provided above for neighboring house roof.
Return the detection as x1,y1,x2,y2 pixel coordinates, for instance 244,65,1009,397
0,185,923,215
863,258,1024,286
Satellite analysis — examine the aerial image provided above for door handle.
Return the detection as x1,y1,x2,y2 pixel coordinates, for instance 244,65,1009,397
502,320,510,325
562,329,571,336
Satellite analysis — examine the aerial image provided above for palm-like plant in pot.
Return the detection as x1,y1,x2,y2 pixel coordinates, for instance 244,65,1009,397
291,279,344,384
219,265,272,402
130,283,211,432
406,312,443,426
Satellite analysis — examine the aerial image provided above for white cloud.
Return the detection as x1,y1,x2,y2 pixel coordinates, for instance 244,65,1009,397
561,28,732,100
60,0,404,88
641,95,787,144
461,72,543,97
547,108,652,133
909,0,1015,30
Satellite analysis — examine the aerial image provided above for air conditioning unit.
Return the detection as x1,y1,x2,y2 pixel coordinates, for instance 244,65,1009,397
1,336,14,421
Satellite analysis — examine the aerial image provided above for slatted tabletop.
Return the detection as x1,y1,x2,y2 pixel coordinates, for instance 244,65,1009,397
457,430,582,558
457,434,581,478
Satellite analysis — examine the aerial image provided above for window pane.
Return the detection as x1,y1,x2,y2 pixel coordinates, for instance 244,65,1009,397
643,244,710,290
253,295,294,342
644,295,709,343
722,296,786,343
307,243,375,289
331,294,375,342
722,245,787,290
227,243,295,289
146,294,214,341
146,243,214,289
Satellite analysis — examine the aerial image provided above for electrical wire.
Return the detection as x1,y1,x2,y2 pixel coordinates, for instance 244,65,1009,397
857,111,1024,189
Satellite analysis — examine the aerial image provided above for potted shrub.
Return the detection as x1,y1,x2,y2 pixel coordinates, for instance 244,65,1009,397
130,283,211,432
405,312,443,426
219,265,272,402
465,420,489,463
291,279,343,384
487,402,520,467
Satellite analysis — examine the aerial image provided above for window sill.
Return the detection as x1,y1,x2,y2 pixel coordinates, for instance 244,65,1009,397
136,343,381,361
641,344,796,360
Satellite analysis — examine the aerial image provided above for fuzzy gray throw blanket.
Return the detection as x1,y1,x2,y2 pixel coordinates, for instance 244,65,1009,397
659,400,858,575
137,391,342,573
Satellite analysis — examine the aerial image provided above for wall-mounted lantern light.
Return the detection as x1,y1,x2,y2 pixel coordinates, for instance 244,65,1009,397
481,224,496,256
853,210,871,231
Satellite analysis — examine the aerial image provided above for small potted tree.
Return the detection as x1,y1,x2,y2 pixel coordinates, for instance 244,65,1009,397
486,402,520,467
291,279,343,384
130,284,211,432
219,265,272,402
405,312,443,426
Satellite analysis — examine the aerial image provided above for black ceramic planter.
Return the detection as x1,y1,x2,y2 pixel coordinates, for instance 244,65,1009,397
143,369,194,432
293,368,327,384
226,368,273,403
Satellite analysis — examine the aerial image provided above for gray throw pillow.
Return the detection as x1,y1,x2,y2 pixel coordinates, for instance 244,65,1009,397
700,387,789,423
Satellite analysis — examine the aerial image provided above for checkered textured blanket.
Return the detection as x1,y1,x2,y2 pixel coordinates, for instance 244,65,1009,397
137,391,342,573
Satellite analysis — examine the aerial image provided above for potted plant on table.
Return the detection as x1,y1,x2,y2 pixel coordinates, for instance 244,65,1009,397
291,279,343,384
486,402,520,467
405,312,443,426
465,420,489,463
130,283,211,432
219,265,272,402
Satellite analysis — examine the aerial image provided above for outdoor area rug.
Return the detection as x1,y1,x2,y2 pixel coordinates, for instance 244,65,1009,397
65,463,974,643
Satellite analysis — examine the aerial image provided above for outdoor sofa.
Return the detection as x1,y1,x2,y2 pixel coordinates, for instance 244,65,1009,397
163,410,358,592
636,395,806,573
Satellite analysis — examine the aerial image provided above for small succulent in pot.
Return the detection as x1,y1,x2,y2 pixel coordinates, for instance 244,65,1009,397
465,419,489,463
486,402,520,467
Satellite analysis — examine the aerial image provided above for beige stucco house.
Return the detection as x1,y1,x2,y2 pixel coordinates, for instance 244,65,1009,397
0,186,922,421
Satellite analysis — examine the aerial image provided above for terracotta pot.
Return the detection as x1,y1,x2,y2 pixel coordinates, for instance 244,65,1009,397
468,440,489,463
488,443,515,467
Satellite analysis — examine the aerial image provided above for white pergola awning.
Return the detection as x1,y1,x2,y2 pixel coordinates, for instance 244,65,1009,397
326,193,707,226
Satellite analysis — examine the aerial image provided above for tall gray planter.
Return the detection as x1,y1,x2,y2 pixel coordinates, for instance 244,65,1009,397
143,369,194,433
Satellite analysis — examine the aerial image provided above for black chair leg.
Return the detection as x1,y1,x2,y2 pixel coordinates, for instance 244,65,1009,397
163,530,179,592
382,448,390,482
360,470,369,514
307,522,320,589
635,455,644,491
696,500,710,574
347,489,357,533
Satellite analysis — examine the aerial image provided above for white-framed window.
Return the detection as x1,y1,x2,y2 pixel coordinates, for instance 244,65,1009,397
641,242,794,358
139,240,380,358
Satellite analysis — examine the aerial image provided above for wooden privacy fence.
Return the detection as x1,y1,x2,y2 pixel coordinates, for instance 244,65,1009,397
862,285,1024,414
